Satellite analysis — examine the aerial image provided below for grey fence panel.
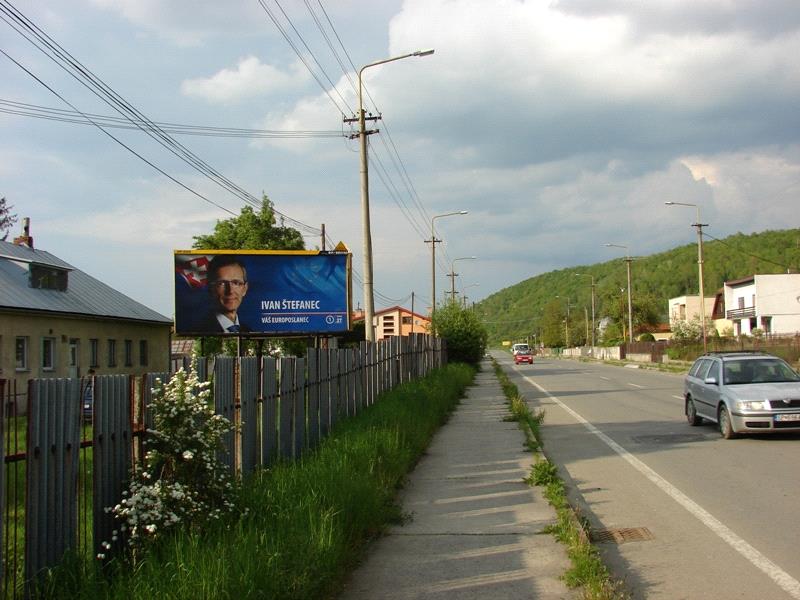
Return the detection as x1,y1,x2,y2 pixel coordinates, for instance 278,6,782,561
240,357,259,476
143,372,169,431
392,336,401,390
362,345,369,409
374,342,381,400
214,357,236,471
328,349,339,428
307,351,320,449
278,358,293,461
369,342,377,405
261,357,278,467
348,342,360,414
383,340,390,395
195,356,210,382
92,375,131,562
0,381,4,587
293,359,306,459
318,350,330,438
346,350,356,417
25,378,81,586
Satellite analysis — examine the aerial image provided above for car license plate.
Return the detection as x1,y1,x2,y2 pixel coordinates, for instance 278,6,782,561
774,413,800,422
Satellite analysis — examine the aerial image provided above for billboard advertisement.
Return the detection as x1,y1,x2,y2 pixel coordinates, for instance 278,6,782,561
174,249,351,336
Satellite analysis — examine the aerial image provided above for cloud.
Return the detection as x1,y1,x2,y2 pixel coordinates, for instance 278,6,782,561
181,57,309,104
90,0,266,45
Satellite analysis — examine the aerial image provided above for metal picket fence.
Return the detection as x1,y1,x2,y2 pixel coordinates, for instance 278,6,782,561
0,334,444,598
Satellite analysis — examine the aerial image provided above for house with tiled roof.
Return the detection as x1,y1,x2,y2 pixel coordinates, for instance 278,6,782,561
372,305,431,341
0,220,172,396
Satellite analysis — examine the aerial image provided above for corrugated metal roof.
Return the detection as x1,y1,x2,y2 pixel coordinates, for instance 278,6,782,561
0,240,171,324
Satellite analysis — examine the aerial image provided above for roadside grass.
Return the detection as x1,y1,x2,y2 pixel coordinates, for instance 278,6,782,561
41,362,475,600
492,359,625,600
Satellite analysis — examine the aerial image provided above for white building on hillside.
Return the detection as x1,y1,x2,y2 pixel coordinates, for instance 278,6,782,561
724,274,800,336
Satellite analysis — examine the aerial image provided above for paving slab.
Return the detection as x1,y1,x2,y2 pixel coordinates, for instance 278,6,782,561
339,363,578,600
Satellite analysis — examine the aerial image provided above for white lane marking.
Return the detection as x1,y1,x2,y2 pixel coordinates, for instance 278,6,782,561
672,395,684,400
628,383,644,389
523,374,800,599
599,376,610,381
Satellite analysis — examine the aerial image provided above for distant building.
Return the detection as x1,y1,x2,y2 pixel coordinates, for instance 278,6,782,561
723,274,800,336
372,306,431,341
0,222,172,396
668,294,731,335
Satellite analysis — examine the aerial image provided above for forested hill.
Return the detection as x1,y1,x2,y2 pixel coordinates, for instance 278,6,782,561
477,228,800,344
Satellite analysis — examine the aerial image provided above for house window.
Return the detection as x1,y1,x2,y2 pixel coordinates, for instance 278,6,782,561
89,339,99,367
401,316,412,325
108,339,117,367
139,340,149,366
738,297,745,309
15,337,28,371
42,337,56,371
29,264,68,291
124,340,133,367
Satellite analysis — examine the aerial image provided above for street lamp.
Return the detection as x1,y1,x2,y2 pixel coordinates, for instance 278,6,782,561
665,201,708,352
358,49,434,342
574,273,596,350
428,211,468,315
604,243,634,344
555,295,573,348
461,283,480,308
448,256,477,301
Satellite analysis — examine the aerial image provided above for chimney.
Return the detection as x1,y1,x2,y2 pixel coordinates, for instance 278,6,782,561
13,217,34,249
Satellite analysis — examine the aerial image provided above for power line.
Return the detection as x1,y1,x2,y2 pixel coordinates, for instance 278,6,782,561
0,47,237,217
0,1,321,236
256,0,350,116
0,98,345,138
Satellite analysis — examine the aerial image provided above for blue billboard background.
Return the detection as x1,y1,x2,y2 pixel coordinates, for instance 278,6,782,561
174,251,351,336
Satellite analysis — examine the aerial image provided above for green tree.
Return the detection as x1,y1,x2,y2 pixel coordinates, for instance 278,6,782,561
541,299,565,347
191,196,307,357
0,197,17,241
193,195,305,251
431,301,488,365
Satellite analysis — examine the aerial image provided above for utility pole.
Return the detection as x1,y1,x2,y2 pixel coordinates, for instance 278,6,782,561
449,268,458,300
320,223,326,251
426,211,468,315
411,291,415,334
344,105,381,341
694,219,708,353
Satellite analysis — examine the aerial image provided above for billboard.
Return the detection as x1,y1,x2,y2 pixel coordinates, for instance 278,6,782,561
174,249,352,336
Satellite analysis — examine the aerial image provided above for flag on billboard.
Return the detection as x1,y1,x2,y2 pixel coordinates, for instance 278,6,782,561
175,254,210,289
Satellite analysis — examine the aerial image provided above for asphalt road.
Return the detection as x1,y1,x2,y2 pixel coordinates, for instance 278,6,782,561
497,352,800,600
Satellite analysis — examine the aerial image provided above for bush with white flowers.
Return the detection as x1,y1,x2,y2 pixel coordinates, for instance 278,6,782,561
102,361,238,560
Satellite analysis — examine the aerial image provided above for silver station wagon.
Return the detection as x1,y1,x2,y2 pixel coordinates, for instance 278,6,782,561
683,352,800,439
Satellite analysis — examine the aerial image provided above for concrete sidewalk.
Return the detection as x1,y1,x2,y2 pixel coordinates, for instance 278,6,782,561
340,361,577,600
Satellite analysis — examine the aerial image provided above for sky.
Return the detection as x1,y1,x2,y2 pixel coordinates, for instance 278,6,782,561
2,0,800,319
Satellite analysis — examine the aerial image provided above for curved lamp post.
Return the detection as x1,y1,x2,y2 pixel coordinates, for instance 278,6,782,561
461,282,480,308
665,201,708,353
358,49,434,341
448,256,477,301
604,243,634,344
428,210,468,314
574,272,596,350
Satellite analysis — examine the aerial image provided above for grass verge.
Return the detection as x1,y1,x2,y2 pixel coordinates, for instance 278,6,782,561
492,359,625,600
41,363,476,600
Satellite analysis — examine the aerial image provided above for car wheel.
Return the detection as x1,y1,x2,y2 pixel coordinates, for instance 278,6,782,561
718,405,737,439
686,398,702,426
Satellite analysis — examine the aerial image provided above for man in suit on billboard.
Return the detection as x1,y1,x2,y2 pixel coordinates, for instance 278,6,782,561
196,255,253,333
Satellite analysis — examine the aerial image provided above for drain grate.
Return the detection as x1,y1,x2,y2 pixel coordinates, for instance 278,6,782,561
589,527,654,544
